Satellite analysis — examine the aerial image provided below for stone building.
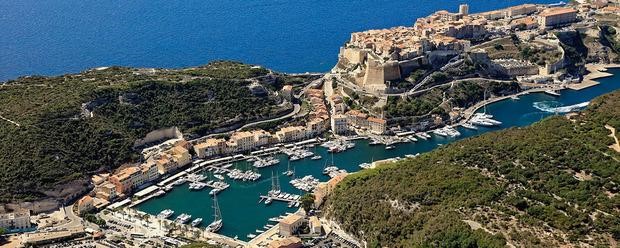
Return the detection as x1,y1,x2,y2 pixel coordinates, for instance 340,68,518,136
538,7,577,28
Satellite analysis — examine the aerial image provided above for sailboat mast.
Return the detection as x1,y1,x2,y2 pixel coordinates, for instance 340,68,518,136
213,194,220,221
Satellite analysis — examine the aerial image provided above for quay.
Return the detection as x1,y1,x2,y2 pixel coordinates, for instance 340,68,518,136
461,86,563,123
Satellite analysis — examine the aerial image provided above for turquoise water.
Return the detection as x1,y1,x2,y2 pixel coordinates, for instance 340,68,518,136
137,69,620,240
0,0,556,81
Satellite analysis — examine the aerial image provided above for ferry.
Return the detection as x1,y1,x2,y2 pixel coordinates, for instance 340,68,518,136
175,213,192,224
157,209,174,219
191,218,203,227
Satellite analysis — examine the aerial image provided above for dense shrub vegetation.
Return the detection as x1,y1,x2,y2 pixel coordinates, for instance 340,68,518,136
385,80,519,118
326,90,620,247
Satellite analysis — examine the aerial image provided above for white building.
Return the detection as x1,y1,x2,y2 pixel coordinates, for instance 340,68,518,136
331,114,349,134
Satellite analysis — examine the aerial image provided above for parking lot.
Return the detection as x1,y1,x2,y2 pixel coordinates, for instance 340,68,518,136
311,233,360,248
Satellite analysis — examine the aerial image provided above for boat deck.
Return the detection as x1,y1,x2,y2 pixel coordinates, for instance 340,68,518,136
258,195,299,204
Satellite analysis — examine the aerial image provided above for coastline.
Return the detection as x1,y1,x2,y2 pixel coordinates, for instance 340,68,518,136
568,63,620,90
461,63,619,123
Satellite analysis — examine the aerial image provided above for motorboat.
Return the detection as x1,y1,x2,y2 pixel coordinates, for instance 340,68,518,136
544,89,561,96
157,209,174,219
191,218,203,227
461,123,478,130
175,213,192,224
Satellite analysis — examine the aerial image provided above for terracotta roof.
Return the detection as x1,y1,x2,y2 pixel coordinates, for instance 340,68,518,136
367,117,387,124
279,214,303,225
539,7,576,17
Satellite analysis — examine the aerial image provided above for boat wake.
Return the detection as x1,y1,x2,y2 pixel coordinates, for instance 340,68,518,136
532,101,589,113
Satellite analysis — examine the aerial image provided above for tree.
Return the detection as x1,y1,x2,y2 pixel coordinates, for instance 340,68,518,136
300,193,315,212
0,227,6,236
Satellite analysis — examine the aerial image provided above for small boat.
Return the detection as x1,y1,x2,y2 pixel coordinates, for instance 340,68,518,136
265,197,272,205
544,89,561,97
359,163,372,169
175,213,192,224
214,175,225,180
157,209,174,219
191,218,203,227
173,178,187,186
209,188,220,195
369,140,381,145
256,229,265,233
247,234,257,239
310,155,322,160
385,145,395,150
461,123,478,130
289,155,301,161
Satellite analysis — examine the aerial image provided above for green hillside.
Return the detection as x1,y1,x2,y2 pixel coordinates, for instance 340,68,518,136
0,61,308,202
325,90,620,247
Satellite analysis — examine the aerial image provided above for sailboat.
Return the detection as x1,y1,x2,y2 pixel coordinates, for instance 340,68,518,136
205,194,223,233
268,171,281,196
283,161,293,177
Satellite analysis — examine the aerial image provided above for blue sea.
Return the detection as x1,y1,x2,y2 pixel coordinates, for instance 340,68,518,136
0,0,555,81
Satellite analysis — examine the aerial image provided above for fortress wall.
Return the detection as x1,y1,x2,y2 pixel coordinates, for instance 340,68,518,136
340,47,368,65
399,56,427,76
383,61,402,81
363,59,387,86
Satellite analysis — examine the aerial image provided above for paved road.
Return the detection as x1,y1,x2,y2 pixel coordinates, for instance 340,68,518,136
384,77,514,97
189,103,300,143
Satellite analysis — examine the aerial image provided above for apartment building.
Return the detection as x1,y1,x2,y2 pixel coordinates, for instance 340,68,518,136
276,126,308,143
538,7,577,28
345,110,368,128
367,117,387,135
76,195,94,215
278,214,304,237
331,114,349,134
507,4,537,17
194,138,227,158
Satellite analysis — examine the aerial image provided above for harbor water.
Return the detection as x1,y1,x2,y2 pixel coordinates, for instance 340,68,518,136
136,69,620,240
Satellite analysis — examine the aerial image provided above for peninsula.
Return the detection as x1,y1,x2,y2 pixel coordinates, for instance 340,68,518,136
0,1,619,248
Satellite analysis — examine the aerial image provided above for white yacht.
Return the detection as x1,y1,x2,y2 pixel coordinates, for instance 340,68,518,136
191,218,203,227
175,213,192,224
157,209,174,219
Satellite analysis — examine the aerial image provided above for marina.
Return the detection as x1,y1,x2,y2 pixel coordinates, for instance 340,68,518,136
135,69,620,241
